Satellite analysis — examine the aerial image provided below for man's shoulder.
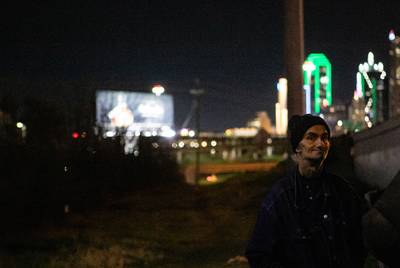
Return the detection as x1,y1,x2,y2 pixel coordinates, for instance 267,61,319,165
271,172,295,193
326,172,354,189
325,172,362,200
261,173,294,208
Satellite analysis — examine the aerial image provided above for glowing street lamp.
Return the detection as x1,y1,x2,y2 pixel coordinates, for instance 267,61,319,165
16,122,24,129
16,122,27,139
152,85,165,96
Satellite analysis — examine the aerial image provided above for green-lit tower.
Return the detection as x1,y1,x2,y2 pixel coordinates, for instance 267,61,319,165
303,53,332,114
357,52,387,126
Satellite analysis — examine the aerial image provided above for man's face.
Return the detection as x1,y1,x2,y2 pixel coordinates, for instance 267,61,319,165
296,124,330,162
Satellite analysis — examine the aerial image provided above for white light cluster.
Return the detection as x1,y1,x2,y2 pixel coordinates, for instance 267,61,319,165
180,128,189,136
356,72,363,98
178,141,185,148
389,30,396,41
16,122,24,129
320,76,329,84
275,78,288,136
361,72,374,89
188,130,195,137
364,62,369,71
143,131,152,137
190,141,199,148
152,85,165,96
160,126,176,138
180,128,196,137
368,52,374,66
378,62,384,72
304,85,311,114
105,130,116,137
302,61,316,72
358,52,385,76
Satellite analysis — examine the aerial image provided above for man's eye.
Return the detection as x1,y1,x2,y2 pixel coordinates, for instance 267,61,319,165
306,135,316,140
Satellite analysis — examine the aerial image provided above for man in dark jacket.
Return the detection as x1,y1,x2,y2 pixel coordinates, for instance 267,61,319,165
246,114,366,268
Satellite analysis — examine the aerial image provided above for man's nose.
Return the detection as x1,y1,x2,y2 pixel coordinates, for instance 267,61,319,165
315,137,327,147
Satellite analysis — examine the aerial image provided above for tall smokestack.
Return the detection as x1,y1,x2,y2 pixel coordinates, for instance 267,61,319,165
284,0,305,117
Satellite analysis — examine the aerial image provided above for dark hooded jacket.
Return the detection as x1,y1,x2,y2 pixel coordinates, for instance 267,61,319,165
246,167,366,268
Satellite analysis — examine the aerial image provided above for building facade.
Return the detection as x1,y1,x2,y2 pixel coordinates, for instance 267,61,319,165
388,30,400,118
303,53,332,115
275,78,288,136
357,52,388,126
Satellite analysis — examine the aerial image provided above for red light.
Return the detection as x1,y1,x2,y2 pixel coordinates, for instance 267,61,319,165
72,132,79,139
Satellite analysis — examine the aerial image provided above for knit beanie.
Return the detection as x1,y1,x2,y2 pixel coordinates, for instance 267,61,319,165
287,114,331,152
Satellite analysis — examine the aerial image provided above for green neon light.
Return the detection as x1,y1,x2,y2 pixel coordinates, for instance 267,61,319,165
360,72,365,97
303,70,310,85
303,53,332,114
315,66,320,113
372,79,377,124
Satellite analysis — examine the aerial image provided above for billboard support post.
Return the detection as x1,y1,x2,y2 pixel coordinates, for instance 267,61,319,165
190,88,205,185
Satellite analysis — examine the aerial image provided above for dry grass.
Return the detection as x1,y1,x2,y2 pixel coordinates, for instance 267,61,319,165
0,164,377,267
0,167,282,268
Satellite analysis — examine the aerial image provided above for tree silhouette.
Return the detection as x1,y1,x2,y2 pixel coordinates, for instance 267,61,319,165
21,97,68,148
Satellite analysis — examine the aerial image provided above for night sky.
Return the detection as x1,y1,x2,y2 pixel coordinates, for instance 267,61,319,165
2,1,400,131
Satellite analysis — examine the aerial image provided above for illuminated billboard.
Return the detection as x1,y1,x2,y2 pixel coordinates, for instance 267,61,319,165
96,90,174,133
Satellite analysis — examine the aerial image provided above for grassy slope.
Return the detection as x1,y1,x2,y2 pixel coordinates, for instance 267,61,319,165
0,163,377,267
0,165,283,268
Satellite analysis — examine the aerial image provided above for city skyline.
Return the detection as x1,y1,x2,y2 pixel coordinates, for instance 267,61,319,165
2,1,400,131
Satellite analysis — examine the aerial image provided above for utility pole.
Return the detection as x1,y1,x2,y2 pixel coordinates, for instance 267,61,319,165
284,0,305,117
189,88,204,185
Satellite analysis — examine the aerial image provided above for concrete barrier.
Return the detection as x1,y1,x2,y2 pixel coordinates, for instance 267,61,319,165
353,116,400,189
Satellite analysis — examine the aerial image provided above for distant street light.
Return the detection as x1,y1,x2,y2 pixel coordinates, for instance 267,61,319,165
16,122,27,139
152,85,165,96
302,61,316,72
